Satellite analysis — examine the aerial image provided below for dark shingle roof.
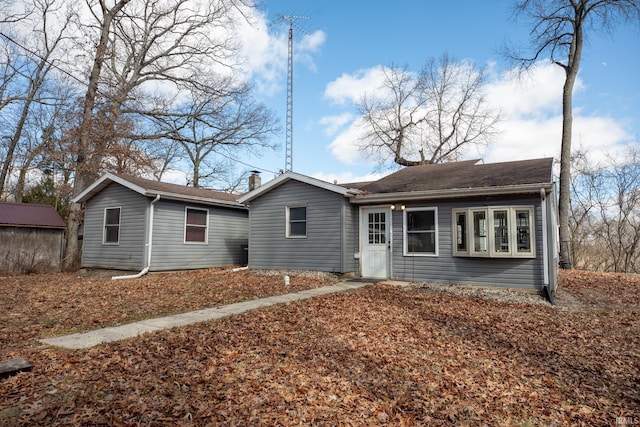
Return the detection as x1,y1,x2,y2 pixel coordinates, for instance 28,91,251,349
74,172,245,208
115,174,241,203
358,158,554,194
0,202,66,229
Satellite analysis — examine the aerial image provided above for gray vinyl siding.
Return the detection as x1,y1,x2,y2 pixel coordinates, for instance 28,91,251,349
342,201,360,274
81,183,148,270
390,196,546,290
150,200,248,271
248,180,351,273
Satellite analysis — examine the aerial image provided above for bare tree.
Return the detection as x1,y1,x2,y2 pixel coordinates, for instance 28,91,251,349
3,70,78,201
157,84,279,188
570,146,640,273
148,137,184,181
356,54,501,167
0,0,74,197
507,0,640,268
569,149,605,270
64,0,258,269
64,0,131,271
596,148,640,273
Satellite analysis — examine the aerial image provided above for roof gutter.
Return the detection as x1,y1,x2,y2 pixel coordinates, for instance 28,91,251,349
349,183,554,204
144,191,246,210
112,194,161,280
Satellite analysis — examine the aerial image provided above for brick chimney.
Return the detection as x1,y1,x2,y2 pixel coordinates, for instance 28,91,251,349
248,170,261,191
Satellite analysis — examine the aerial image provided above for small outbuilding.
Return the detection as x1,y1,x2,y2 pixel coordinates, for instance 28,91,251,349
0,202,66,274
74,173,248,275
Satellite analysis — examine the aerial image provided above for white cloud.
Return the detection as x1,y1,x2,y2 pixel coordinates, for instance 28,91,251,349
234,9,326,96
322,65,395,164
158,169,190,186
324,66,387,105
297,31,326,73
483,61,630,164
486,62,569,119
323,60,633,169
327,117,367,164
311,171,390,185
319,113,355,136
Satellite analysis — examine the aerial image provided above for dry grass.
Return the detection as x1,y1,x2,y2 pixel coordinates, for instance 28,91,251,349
0,269,638,426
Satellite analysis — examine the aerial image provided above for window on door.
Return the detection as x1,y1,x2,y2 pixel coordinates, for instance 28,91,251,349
368,212,386,244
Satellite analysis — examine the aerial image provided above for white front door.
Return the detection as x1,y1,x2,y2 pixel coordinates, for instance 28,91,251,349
361,207,390,279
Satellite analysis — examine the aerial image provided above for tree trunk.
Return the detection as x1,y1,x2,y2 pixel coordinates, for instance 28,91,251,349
63,0,130,271
557,11,584,269
558,73,575,268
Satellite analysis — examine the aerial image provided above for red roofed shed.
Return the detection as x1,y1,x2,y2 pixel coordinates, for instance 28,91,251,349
0,202,66,274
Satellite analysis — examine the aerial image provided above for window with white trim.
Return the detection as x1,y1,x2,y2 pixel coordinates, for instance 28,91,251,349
515,208,533,255
184,207,208,244
286,206,306,238
453,210,468,256
103,207,121,244
404,207,438,256
452,206,535,258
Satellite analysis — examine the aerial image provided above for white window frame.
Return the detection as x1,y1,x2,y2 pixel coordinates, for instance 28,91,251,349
403,207,439,257
452,209,469,256
102,207,121,245
286,205,307,238
184,206,209,244
470,208,489,256
490,208,512,258
513,207,536,257
453,206,536,258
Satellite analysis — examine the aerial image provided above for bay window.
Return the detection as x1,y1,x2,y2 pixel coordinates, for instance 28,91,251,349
452,206,535,258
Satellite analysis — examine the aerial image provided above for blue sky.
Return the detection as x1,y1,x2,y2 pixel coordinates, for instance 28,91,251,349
229,0,640,184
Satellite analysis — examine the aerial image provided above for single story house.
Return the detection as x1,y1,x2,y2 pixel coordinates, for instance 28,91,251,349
238,158,558,292
0,202,66,274
74,173,248,275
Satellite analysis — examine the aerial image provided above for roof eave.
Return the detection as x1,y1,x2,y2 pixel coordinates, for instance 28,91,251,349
73,173,245,208
146,191,246,209
350,182,554,204
0,224,66,229
238,171,358,204
72,173,146,204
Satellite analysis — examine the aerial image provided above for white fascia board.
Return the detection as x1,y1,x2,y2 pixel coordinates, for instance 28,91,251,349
350,183,554,204
73,173,147,203
238,171,358,204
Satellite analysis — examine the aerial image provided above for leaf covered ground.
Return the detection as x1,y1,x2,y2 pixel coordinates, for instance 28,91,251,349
1,269,638,426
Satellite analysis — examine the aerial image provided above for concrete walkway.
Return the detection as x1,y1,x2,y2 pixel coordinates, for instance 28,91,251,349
39,281,371,350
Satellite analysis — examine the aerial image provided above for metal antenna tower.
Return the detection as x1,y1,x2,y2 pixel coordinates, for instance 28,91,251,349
280,15,308,172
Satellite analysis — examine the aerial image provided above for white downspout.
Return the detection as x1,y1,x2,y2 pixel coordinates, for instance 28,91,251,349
540,188,549,286
388,206,393,279
112,194,160,280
